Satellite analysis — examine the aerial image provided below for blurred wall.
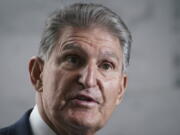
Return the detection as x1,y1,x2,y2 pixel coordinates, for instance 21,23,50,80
0,0,180,135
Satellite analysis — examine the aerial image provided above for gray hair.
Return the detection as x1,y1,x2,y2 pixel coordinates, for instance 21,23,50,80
38,3,132,72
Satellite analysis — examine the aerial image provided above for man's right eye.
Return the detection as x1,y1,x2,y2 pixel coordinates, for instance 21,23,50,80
64,55,81,67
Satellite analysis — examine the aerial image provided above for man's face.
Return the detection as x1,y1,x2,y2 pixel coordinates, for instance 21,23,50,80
39,26,127,132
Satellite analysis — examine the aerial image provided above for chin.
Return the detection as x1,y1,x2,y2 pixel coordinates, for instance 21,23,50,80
61,108,104,131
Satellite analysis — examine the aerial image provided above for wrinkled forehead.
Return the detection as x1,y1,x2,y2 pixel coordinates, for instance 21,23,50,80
55,26,122,56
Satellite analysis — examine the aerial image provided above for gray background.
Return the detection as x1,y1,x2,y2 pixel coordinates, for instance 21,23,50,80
0,0,180,135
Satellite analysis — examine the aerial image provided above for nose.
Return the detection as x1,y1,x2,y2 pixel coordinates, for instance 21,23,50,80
78,62,97,88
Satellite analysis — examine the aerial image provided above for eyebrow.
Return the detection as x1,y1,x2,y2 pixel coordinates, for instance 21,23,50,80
62,43,120,62
62,44,82,51
99,51,119,62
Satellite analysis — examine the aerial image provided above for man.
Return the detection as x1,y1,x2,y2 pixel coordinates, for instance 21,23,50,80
0,2,132,135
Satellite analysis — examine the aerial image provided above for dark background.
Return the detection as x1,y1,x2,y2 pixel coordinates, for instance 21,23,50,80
0,0,180,135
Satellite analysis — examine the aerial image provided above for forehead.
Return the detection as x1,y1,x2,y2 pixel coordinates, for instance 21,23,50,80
55,26,122,57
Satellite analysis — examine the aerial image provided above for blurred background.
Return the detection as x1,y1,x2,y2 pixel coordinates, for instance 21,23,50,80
0,0,180,135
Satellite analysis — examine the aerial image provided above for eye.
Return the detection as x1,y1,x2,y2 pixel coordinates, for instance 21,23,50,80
65,55,81,66
99,61,114,71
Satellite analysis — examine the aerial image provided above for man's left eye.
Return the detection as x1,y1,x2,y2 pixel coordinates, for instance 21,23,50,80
99,62,114,71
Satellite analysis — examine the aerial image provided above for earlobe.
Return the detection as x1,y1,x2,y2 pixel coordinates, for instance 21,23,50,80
29,56,44,92
116,74,128,105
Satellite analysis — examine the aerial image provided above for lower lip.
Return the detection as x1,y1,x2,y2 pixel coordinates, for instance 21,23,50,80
70,99,98,108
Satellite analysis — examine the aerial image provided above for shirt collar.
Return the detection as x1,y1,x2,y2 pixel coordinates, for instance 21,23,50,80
29,105,56,135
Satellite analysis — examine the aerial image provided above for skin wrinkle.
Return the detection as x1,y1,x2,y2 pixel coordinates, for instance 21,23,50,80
67,27,118,132
41,60,75,134
54,29,121,110
56,27,122,72
61,44,120,70
56,26,120,53
31,26,127,135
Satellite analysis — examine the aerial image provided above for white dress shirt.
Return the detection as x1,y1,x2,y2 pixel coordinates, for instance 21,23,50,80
29,105,56,135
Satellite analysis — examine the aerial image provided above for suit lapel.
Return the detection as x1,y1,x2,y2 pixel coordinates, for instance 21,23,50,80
8,109,33,135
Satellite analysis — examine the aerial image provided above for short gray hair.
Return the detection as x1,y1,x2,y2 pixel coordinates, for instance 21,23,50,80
38,3,132,72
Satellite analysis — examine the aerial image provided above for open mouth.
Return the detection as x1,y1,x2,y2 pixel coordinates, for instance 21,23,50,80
69,94,99,106
74,95,95,102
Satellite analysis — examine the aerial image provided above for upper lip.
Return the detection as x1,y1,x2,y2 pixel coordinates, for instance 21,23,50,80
69,93,100,104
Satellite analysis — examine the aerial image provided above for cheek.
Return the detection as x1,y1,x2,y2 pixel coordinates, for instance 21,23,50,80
105,80,120,104
101,78,120,113
42,67,78,112
103,74,120,98
42,67,67,110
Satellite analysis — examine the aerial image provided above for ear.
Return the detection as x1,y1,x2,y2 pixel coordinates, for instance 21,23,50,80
29,56,44,92
116,74,128,105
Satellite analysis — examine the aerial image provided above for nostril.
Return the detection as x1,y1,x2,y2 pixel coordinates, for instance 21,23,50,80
77,75,85,89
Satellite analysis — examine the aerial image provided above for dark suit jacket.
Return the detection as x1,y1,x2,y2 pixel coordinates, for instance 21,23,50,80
0,109,33,135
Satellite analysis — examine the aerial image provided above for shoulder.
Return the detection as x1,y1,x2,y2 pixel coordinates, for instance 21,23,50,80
0,126,11,135
0,109,33,135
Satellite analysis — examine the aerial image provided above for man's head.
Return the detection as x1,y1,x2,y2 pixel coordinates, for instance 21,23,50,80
29,3,132,135
38,3,131,72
